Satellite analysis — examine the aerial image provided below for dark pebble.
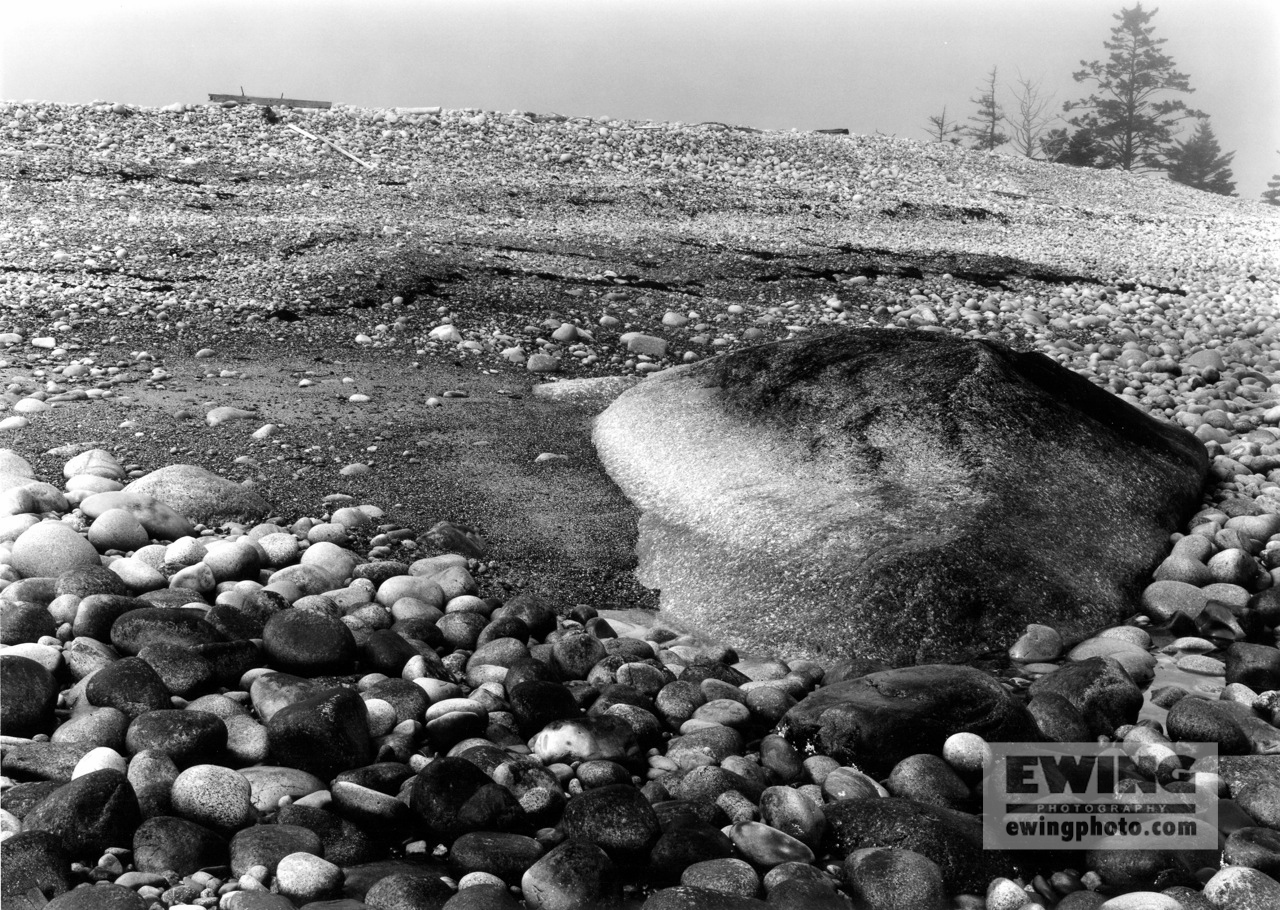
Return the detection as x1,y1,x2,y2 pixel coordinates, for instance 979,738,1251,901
679,658,751,688
648,825,735,885
842,847,947,910
576,760,633,789
1027,692,1093,742
230,823,325,876
1225,642,1280,691
138,587,208,608
45,882,147,910
521,839,619,910
1,600,56,645
477,616,530,647
71,594,143,642
360,628,421,676
681,857,759,898
1055,892,1107,910
125,709,227,765
497,593,556,638
267,686,373,780
353,561,410,585
1236,779,1280,829
278,804,380,866
767,878,851,910
263,609,358,675
364,871,454,910
508,680,580,738
0,830,72,903
442,883,523,910
1084,848,1185,891
822,797,1011,895
363,678,430,724
194,640,265,687
1224,827,1280,878
22,769,142,860
409,756,525,843
640,884,768,909
885,754,971,811
448,831,544,886
136,641,216,697
782,664,1035,772
758,734,803,784
1,742,95,783
438,612,488,651
560,783,662,865
1027,656,1143,738
1167,697,1252,754
665,725,744,770
85,656,172,720
1,780,63,818
551,631,608,680
133,815,227,875
56,565,130,599
0,654,59,737
110,606,222,655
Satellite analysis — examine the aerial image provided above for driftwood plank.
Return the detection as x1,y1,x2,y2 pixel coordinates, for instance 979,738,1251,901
209,94,332,110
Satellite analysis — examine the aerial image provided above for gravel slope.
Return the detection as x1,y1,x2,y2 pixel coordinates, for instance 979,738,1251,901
2,99,1279,599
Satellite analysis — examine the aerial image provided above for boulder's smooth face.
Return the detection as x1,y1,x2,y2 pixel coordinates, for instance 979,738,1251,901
593,329,1208,665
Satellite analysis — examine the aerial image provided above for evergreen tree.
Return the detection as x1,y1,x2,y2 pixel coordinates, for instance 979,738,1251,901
1263,152,1280,206
1064,3,1205,171
1165,120,1236,195
1041,127,1104,168
924,106,963,144
964,67,1009,151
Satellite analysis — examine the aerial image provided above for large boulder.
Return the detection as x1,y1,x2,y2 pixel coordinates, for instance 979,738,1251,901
125,465,270,525
593,330,1207,665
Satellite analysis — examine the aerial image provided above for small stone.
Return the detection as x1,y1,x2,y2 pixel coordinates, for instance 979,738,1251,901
171,764,254,833
681,857,759,898
521,839,618,910
842,847,948,910
0,654,59,737
88,509,151,552
11,521,100,578
1009,624,1063,662
728,821,814,867
133,815,227,875
1176,654,1226,675
1202,865,1280,910
560,784,661,864
275,851,343,904
526,354,560,374
22,770,142,860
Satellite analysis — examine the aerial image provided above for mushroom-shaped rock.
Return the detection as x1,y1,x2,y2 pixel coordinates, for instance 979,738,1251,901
593,329,1208,665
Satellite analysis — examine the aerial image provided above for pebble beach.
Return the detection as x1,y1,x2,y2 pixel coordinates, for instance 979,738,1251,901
1,99,1280,910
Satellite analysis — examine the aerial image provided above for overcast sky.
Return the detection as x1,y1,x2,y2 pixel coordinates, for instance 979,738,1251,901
3,0,1278,197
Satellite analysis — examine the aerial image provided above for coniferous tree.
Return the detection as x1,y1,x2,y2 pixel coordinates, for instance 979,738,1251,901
964,67,1009,151
1165,121,1236,195
1064,3,1205,171
924,106,963,144
1009,73,1056,159
1041,127,1104,168
1263,152,1280,206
